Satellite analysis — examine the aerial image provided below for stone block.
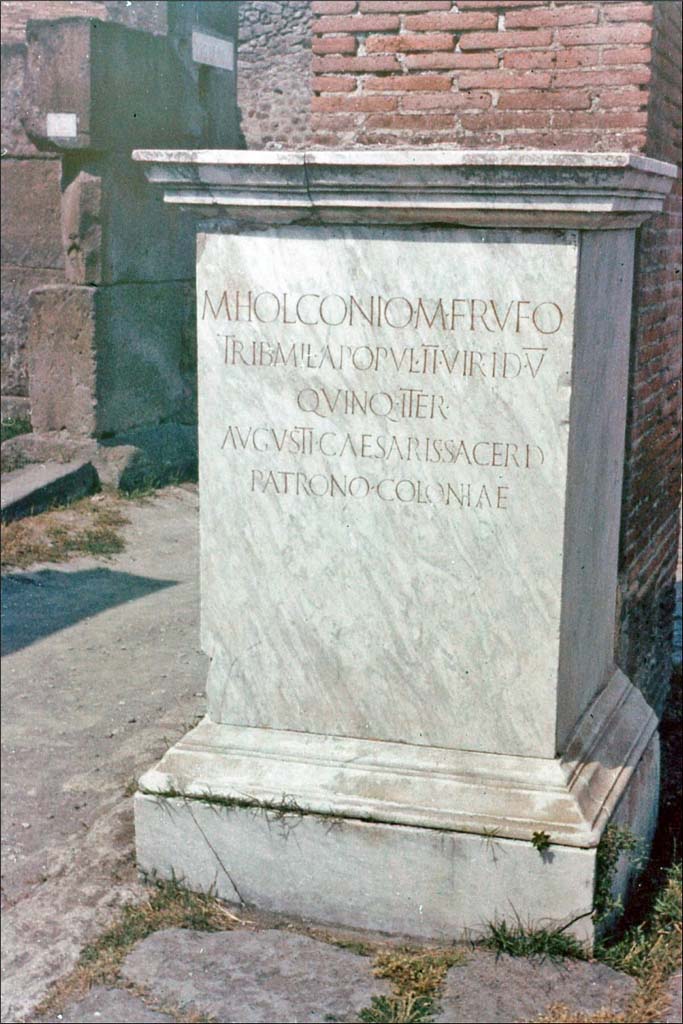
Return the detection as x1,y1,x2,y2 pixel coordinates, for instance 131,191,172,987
1,158,64,269
94,283,195,435
435,950,636,1023
1,266,63,397
61,154,194,285
0,424,198,491
1,43,43,157
120,928,390,1024
60,167,102,284
21,19,221,152
167,1,242,148
0,431,95,475
28,283,195,438
1,459,97,523
28,286,98,437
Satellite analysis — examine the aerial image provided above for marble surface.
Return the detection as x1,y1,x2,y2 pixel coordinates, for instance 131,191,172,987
135,791,597,943
556,229,635,747
139,667,657,847
134,148,677,228
133,151,668,940
135,686,659,941
197,225,578,757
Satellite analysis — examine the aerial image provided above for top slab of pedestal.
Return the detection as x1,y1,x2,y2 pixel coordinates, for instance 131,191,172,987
132,149,677,229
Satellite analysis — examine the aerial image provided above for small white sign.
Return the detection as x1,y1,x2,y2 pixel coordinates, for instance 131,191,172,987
46,112,78,138
192,29,234,72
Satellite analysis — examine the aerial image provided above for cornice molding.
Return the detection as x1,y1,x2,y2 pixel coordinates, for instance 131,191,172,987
133,148,677,228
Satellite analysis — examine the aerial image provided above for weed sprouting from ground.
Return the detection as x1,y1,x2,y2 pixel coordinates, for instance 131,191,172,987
358,946,467,1023
359,993,435,1023
531,861,681,1024
1,494,128,569
483,917,588,962
593,824,642,922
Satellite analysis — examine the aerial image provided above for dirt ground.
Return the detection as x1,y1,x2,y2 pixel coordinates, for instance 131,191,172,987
1,486,207,1022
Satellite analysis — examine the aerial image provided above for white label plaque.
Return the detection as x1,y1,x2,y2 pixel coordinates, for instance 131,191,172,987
191,29,235,72
46,112,78,138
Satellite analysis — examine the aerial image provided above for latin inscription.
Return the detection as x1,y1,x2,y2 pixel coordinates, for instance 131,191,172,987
201,282,565,514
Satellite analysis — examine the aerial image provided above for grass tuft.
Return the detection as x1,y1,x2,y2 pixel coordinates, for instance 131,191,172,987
1,494,127,570
359,993,435,1024
373,947,467,997
483,917,587,962
33,879,244,1020
597,860,682,980
357,945,467,1023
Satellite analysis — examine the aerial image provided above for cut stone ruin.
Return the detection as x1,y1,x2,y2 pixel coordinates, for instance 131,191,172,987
133,149,676,942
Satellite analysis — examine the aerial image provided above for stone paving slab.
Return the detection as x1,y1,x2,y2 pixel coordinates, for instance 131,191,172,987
0,459,97,522
663,971,682,1024
434,948,637,1023
39,933,650,1024
120,927,391,1024
37,986,174,1023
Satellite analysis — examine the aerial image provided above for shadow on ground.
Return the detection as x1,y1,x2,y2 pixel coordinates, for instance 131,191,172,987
1,568,177,656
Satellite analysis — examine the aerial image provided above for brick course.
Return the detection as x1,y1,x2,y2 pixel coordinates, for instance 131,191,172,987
310,0,657,150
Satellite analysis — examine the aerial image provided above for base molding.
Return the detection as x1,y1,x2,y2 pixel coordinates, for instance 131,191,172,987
135,669,660,940
138,668,656,848
135,726,659,942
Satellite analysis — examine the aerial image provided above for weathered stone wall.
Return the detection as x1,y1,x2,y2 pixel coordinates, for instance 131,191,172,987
238,0,312,148
1,35,65,410
1,3,240,443
1,1,166,415
0,1,168,42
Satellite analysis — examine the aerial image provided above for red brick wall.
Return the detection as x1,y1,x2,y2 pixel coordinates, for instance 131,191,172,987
311,0,653,149
618,0,682,712
311,0,682,712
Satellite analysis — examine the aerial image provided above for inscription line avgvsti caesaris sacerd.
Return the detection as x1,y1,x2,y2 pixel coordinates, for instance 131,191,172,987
203,288,565,512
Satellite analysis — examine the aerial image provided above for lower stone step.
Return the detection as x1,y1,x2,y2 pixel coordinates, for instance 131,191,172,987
0,459,98,523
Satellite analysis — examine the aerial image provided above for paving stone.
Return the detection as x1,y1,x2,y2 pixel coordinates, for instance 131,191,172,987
120,927,391,1024
1,459,97,522
434,948,637,1023
663,971,682,1024
37,985,174,1023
